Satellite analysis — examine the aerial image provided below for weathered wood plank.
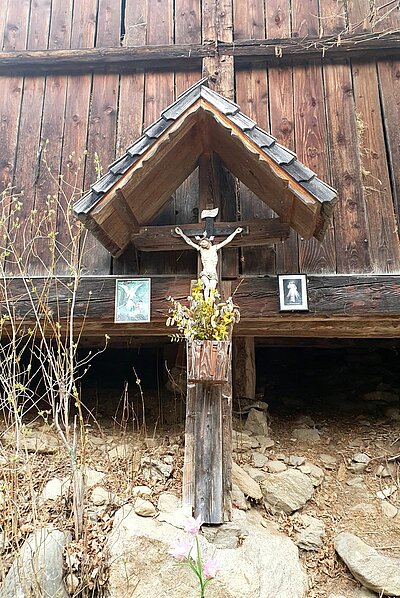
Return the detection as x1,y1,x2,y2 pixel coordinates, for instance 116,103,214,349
374,0,400,32
57,0,97,275
3,0,30,50
0,0,9,50
291,0,320,37
233,337,255,398
234,0,265,40
294,63,336,274
4,275,400,338
236,66,275,275
352,61,400,272
266,2,298,274
83,0,120,275
347,0,372,32
29,0,73,275
140,0,176,275
3,32,400,74
174,0,201,276
114,0,147,275
265,0,290,39
323,62,371,273
319,0,346,36
377,60,400,225
5,0,52,274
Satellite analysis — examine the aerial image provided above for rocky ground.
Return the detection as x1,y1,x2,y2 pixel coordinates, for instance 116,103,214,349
1,345,400,597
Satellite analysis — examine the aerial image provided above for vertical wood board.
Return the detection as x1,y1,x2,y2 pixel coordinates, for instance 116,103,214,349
377,60,400,225
294,63,336,273
323,61,371,273
291,0,319,37
352,61,400,272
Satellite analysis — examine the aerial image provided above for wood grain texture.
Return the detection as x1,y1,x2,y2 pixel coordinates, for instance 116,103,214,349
0,0,9,50
4,275,400,338
352,61,400,272
233,337,255,398
346,0,372,32
291,0,320,37
294,63,336,273
235,66,275,275
3,0,30,50
83,0,120,274
323,61,371,273
234,0,265,40
377,60,400,225
29,0,73,275
174,0,201,276
374,0,400,32
265,0,291,39
318,0,346,36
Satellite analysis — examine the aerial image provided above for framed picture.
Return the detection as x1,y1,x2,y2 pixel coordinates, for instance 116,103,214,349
114,278,151,323
278,274,308,311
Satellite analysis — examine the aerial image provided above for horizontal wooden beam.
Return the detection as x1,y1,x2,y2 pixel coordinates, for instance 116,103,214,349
0,31,399,75
2,275,400,338
132,219,290,251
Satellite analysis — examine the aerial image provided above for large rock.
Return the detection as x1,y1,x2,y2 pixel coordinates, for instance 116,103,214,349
108,506,308,598
0,528,70,598
244,409,270,437
261,469,314,514
291,428,321,445
232,462,262,500
294,515,325,551
335,532,400,596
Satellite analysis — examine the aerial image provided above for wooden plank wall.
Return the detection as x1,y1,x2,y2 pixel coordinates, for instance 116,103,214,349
1,0,400,277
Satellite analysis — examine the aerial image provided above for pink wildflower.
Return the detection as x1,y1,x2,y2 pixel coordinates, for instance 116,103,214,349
203,558,220,579
184,515,203,535
169,538,193,561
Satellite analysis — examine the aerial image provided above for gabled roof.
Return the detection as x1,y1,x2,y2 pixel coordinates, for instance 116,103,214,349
74,78,337,258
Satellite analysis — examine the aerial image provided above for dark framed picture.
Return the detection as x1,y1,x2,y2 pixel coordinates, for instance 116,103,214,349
278,274,308,311
114,278,151,323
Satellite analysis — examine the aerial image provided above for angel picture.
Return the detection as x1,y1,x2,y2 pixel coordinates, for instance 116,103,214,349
115,279,151,322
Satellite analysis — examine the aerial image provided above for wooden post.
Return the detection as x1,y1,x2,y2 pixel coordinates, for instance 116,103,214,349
183,281,232,524
233,337,256,399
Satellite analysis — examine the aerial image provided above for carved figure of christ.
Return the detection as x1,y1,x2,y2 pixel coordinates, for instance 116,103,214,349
174,226,243,300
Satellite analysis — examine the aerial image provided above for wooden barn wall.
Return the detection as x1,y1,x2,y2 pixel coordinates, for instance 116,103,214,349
0,0,400,277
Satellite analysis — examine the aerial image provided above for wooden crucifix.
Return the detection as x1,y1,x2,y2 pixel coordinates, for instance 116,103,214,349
175,210,242,300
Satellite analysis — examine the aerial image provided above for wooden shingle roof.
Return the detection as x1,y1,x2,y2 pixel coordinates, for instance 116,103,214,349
74,78,337,257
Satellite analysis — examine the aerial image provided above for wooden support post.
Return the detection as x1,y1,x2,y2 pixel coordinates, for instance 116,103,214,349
233,337,256,399
183,281,232,523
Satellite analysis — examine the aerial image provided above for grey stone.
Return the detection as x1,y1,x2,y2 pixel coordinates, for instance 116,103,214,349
40,478,69,502
16,432,59,454
0,528,70,598
242,465,268,484
298,463,325,487
320,454,337,468
381,501,398,518
157,492,180,513
244,409,270,437
374,464,392,477
203,522,249,549
291,428,321,444
132,485,152,498
376,485,397,499
335,531,400,596
232,430,259,452
383,406,400,420
252,452,268,468
352,453,370,464
261,469,314,514
255,437,275,451
267,461,287,473
108,443,134,460
83,467,106,488
349,462,368,474
134,498,157,517
108,506,308,598
294,514,325,551
288,456,306,467
141,457,173,482
90,486,110,506
232,462,262,500
346,476,365,488
232,484,249,511
295,415,315,427
363,390,399,403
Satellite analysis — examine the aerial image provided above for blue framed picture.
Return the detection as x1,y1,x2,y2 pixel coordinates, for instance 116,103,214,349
114,278,151,323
